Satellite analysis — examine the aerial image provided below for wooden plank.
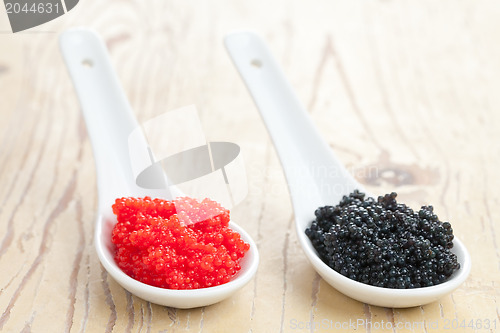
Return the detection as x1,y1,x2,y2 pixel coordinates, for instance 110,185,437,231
0,0,499,332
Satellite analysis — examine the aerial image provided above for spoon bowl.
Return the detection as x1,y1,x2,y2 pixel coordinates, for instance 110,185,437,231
225,31,471,308
60,28,259,308
96,208,259,308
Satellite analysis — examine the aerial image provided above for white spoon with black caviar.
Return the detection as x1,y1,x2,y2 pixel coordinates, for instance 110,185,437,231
225,31,470,308
59,28,259,309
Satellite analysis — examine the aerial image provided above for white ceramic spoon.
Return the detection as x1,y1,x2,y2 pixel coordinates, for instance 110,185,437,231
59,28,259,309
225,31,470,308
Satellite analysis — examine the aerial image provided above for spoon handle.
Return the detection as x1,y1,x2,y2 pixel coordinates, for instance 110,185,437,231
225,31,361,221
59,28,156,207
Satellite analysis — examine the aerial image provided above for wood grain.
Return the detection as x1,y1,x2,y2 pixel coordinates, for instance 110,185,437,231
1,0,500,332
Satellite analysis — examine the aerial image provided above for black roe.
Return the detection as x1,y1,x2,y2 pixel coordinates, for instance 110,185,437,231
305,190,460,289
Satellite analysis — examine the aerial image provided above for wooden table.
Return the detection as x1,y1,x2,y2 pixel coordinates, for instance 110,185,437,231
1,1,499,332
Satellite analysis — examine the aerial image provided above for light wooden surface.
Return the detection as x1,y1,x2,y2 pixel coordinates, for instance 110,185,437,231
1,1,500,332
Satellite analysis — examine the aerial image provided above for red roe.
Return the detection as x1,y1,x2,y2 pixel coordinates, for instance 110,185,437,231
111,196,250,290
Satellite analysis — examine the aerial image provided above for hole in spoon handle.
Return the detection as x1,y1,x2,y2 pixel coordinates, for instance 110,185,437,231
250,59,262,68
81,58,93,68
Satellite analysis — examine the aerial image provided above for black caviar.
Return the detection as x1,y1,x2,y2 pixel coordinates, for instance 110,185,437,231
305,190,460,289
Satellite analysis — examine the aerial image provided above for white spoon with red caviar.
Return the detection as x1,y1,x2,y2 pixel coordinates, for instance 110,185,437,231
59,28,258,308
225,31,470,308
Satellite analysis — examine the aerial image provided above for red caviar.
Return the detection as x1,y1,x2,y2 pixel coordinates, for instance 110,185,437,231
111,196,250,290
